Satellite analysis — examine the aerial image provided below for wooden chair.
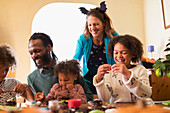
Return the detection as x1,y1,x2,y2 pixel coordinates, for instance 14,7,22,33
150,69,170,101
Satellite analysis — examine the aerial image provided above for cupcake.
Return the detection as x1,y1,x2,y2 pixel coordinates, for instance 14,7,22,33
4,98,16,106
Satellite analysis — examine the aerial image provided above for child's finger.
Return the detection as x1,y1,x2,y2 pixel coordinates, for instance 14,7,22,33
35,92,45,101
62,85,66,90
112,67,120,73
111,64,120,69
42,91,44,95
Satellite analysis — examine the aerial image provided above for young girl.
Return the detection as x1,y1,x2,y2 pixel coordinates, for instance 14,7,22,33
0,44,34,105
93,35,152,103
35,60,87,104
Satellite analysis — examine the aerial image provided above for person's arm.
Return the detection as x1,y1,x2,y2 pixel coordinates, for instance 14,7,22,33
73,35,84,61
45,83,60,101
122,65,152,98
69,84,87,104
93,74,111,102
76,75,93,101
92,64,112,102
21,84,34,102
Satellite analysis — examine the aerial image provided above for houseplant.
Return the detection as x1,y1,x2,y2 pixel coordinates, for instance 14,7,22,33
153,38,170,78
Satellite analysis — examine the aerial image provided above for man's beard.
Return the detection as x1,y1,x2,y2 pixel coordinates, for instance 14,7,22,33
33,50,50,69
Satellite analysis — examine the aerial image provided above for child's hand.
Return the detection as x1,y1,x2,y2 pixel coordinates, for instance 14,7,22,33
0,88,4,94
35,91,45,101
96,64,111,83
14,83,28,95
66,83,74,92
111,64,131,79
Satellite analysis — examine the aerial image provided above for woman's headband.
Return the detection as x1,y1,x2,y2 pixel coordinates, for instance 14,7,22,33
79,1,107,15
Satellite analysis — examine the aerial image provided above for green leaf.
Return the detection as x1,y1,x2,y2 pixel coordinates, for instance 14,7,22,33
162,61,170,65
160,63,166,70
153,64,160,71
166,54,170,60
154,60,162,65
162,71,166,78
154,68,157,72
167,66,170,70
153,38,170,77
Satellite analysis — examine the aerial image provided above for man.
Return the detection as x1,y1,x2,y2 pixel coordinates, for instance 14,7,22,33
27,32,93,101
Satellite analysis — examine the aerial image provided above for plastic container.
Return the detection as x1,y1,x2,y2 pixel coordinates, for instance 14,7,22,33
68,99,83,113
48,100,59,113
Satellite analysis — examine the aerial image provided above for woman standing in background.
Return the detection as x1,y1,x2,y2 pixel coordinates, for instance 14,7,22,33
73,1,119,94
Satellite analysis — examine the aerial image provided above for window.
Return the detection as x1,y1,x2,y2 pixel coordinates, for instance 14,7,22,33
31,3,96,71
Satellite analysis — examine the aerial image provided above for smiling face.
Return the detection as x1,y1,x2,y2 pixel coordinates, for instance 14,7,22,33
0,63,9,82
28,39,51,69
114,43,133,68
58,73,77,87
87,15,104,39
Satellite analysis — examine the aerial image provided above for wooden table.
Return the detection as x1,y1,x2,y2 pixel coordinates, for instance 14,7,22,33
0,101,169,113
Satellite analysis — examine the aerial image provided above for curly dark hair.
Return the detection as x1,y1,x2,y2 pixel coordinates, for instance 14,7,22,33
83,8,116,39
0,44,17,68
108,35,143,63
54,59,81,77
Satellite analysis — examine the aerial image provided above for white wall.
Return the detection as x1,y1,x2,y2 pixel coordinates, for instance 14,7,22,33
144,0,170,60
31,3,96,71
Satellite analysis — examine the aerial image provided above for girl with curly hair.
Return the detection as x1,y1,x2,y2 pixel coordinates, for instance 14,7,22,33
34,59,87,105
93,35,152,103
0,44,34,105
